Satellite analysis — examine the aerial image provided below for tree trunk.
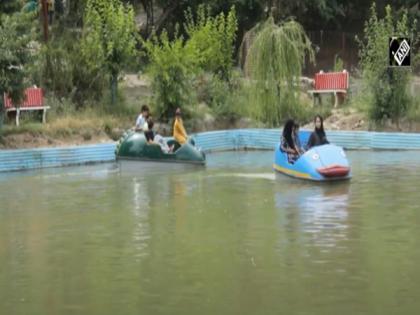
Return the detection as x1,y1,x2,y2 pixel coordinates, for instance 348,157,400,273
139,0,154,37
110,73,118,105
150,0,154,32
0,95,4,130
41,0,49,42
154,0,180,34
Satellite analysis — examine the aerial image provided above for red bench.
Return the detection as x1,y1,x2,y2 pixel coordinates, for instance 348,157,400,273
308,70,349,108
3,88,50,126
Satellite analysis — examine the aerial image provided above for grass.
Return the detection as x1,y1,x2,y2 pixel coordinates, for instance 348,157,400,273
0,98,137,143
3,73,418,147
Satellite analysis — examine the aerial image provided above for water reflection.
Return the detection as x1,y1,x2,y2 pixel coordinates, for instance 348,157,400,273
275,182,351,249
2,150,420,315
131,177,151,260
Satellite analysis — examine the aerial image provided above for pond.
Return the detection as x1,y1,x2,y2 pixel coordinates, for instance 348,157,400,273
1,150,420,315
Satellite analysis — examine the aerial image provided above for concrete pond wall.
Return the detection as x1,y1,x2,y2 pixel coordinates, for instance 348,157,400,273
1,129,420,172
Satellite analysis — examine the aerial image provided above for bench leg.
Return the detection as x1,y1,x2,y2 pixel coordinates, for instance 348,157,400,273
317,93,322,106
312,93,321,106
16,108,20,127
42,108,47,124
334,92,338,108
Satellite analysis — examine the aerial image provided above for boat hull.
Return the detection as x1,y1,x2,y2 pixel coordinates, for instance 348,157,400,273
273,144,351,181
115,131,206,165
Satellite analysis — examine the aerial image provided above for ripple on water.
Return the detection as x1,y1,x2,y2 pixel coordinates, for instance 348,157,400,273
1,150,420,315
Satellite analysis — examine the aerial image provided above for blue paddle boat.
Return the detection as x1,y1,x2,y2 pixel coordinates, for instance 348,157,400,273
273,144,351,181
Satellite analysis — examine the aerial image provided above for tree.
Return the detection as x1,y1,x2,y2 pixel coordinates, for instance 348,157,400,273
143,30,198,121
357,3,418,125
0,0,20,14
244,17,314,126
0,12,34,128
81,0,138,104
64,0,87,26
184,5,238,80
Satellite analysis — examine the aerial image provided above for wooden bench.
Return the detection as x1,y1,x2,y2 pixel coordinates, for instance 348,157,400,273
308,70,349,108
3,88,50,126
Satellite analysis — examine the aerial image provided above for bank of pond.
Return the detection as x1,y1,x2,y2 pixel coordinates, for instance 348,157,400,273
2,129,420,174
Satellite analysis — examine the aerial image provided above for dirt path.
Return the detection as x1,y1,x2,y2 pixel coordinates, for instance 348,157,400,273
303,108,367,131
0,132,113,150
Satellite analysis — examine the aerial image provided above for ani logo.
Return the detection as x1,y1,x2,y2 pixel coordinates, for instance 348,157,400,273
389,37,411,67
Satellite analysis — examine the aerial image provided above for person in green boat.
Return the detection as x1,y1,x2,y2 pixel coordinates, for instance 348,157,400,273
145,118,173,153
173,108,188,144
173,108,195,146
144,118,155,143
135,104,150,131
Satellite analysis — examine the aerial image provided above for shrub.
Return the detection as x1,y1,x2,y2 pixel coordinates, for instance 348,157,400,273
184,5,238,81
31,31,108,107
143,30,198,121
357,4,418,125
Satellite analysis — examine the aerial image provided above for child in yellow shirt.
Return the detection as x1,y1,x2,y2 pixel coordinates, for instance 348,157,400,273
173,108,188,144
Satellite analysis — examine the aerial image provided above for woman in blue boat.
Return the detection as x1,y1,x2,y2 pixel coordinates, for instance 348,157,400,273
280,119,301,163
307,115,329,149
293,122,305,154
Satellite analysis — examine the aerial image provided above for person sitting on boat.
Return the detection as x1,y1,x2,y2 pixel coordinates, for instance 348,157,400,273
293,122,305,155
280,119,301,163
173,107,195,146
144,117,155,143
154,134,173,153
145,118,173,153
135,104,150,131
306,115,329,149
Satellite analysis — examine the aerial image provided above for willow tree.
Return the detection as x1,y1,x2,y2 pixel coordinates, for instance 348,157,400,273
244,17,314,127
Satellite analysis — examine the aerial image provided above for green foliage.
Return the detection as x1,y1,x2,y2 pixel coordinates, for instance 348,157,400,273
244,17,315,127
143,30,198,121
0,0,20,14
82,0,138,104
0,11,35,122
184,5,238,80
333,54,344,72
195,71,245,119
30,29,108,107
65,0,87,27
55,0,65,16
144,5,239,122
357,3,418,124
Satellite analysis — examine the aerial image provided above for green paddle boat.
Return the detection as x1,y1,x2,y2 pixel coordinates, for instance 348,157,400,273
115,131,206,165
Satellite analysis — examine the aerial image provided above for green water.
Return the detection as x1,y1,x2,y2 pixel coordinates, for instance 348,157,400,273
1,150,420,315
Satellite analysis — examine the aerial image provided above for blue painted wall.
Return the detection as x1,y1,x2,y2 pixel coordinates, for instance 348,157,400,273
0,143,115,172
1,129,420,172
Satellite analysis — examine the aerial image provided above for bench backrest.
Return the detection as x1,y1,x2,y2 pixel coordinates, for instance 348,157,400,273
314,71,349,90
4,88,44,109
